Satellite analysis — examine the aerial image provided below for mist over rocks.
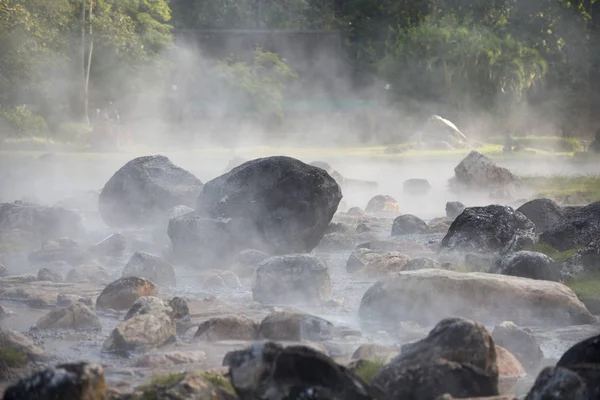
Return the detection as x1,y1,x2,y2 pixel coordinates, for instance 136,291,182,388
358,269,594,328
99,155,203,228
492,251,559,282
0,201,85,244
183,156,342,263
451,151,521,196
365,194,401,214
122,251,176,287
539,201,600,252
440,205,536,255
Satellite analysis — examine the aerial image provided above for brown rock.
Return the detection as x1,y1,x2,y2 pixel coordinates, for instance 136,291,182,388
194,316,259,341
36,303,101,331
96,276,157,311
258,311,334,342
496,345,526,395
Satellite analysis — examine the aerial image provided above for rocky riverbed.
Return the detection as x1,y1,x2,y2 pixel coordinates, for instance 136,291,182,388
0,150,599,399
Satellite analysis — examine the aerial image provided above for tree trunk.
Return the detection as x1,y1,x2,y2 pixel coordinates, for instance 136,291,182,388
84,0,93,124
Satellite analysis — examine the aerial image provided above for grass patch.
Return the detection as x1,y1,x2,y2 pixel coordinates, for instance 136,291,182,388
521,175,600,204
353,358,387,383
149,372,186,387
489,136,582,153
201,372,235,394
0,347,28,367
531,242,580,263
565,272,600,300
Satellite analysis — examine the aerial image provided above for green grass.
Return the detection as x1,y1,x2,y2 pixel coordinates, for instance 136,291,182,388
522,175,600,204
489,136,582,153
352,358,387,383
0,347,28,367
565,272,600,300
201,372,235,394
149,372,186,387
531,242,580,263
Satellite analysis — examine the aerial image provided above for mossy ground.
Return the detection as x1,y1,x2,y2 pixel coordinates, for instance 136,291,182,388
0,347,28,368
530,242,580,263
565,272,600,301
352,358,387,383
521,175,600,204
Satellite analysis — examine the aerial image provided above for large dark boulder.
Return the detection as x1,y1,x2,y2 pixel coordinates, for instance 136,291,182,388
99,155,203,228
391,214,429,236
0,202,84,241
225,342,380,400
540,201,600,251
557,333,600,399
492,251,559,281
525,367,588,400
440,205,535,254
517,198,564,233
196,156,342,255
563,240,600,278
372,318,499,400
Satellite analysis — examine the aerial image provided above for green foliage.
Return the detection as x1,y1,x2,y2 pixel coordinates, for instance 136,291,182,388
0,347,27,367
353,358,387,383
0,105,47,137
522,175,600,204
565,272,600,301
489,136,582,152
531,242,580,263
217,48,298,118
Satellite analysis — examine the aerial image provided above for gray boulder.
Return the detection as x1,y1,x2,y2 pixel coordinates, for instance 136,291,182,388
540,201,600,251
492,321,543,373
365,195,400,214
440,205,535,254
252,254,331,305
193,156,342,257
391,214,429,236
0,202,84,241
525,367,588,400
517,198,564,233
259,312,334,342
452,151,521,194
99,155,203,228
563,240,600,278
122,251,176,287
446,201,466,219
492,251,559,281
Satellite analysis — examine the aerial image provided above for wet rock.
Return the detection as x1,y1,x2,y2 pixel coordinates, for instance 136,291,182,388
99,155,203,228
36,303,101,331
363,252,412,276
446,201,466,219
169,297,189,319
351,344,398,361
259,312,334,342
403,257,442,271
392,214,429,236
194,316,259,341
96,276,158,311
346,248,381,273
193,156,342,258
0,202,85,243
563,240,600,278
359,269,594,328
517,198,564,233
492,251,559,281
37,267,63,282
124,296,172,320
103,312,175,352
452,151,521,194
252,254,332,305
428,217,453,234
492,321,543,373
316,232,355,251
0,329,47,361
557,332,600,398
540,201,600,251
227,342,377,400
122,251,176,287
2,362,107,400
347,207,366,216
357,240,428,253
496,345,526,395
89,233,127,258
403,179,431,196
65,263,110,283
365,195,401,214
230,249,270,277
372,318,499,400
440,205,535,255
524,367,588,400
